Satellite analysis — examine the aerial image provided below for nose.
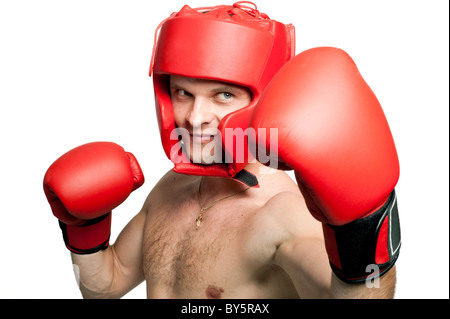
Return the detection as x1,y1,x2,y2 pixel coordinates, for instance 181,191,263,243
186,97,215,128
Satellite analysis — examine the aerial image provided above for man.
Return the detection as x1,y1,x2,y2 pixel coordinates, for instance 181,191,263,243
44,2,400,299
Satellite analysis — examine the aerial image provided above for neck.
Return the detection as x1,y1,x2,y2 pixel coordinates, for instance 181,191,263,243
200,162,272,201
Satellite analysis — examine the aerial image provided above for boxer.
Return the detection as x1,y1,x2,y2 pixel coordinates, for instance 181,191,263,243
44,2,400,299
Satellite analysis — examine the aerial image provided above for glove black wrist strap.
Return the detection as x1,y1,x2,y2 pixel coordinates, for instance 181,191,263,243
323,190,401,283
58,213,111,255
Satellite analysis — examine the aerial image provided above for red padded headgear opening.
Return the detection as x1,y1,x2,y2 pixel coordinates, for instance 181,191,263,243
150,2,295,183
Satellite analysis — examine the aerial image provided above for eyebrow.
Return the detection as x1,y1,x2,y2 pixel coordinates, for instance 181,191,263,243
169,83,186,91
169,82,248,95
210,85,247,94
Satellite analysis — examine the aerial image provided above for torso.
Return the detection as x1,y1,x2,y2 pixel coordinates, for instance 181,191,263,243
141,169,312,299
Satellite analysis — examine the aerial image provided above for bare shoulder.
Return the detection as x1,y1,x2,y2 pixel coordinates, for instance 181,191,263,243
259,170,323,240
141,169,199,213
154,169,198,191
265,189,305,212
266,193,321,239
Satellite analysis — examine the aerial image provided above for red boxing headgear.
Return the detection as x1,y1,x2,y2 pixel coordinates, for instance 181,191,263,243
150,2,295,186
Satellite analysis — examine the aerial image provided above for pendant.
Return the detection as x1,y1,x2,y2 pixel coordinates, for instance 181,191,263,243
196,208,205,230
196,214,203,230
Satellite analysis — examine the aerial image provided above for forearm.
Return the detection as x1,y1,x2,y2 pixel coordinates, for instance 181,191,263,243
71,246,121,299
330,266,396,299
70,209,147,299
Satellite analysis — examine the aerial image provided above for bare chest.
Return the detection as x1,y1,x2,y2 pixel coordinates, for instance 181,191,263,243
141,198,278,298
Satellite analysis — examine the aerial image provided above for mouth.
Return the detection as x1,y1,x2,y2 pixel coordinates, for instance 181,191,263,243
191,132,217,144
188,127,219,144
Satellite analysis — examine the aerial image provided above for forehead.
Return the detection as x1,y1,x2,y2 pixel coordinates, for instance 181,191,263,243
169,75,251,95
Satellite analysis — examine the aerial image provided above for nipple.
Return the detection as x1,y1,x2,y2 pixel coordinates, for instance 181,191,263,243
206,285,224,299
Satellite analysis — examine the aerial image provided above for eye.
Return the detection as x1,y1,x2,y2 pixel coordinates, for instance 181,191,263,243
178,90,192,97
172,89,192,100
216,92,234,102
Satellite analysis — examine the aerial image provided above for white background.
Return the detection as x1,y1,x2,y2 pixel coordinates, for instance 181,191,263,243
0,0,448,299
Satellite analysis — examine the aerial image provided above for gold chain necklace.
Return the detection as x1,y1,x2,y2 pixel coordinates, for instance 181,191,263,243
196,169,270,230
196,176,250,230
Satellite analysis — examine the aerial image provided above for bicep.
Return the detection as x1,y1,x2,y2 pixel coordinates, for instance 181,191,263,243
266,191,332,298
109,207,147,295
275,235,331,298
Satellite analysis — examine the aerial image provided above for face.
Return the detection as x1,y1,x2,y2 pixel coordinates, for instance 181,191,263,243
170,75,252,164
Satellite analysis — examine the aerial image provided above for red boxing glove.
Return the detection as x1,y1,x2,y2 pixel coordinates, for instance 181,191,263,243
250,47,401,282
43,142,145,254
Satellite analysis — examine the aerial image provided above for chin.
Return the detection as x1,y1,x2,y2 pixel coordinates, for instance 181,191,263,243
188,148,221,165
186,139,224,165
